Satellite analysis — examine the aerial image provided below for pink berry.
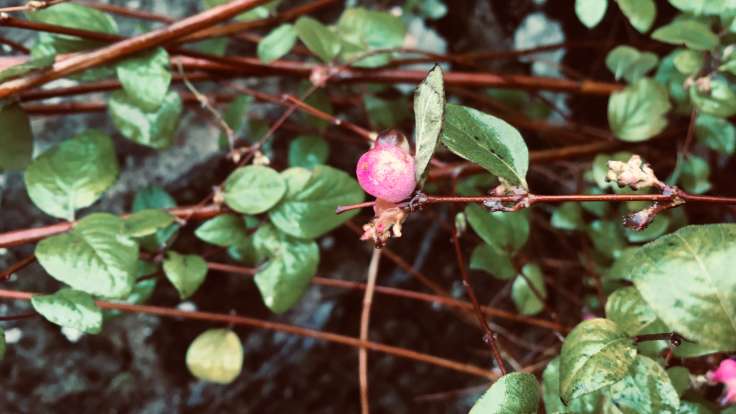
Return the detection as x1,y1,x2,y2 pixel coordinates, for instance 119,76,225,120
356,130,416,203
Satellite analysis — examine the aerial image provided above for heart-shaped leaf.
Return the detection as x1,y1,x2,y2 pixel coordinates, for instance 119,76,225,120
575,0,608,28
615,0,656,33
294,16,341,63
186,328,243,384
608,78,671,142
223,165,286,215
163,252,208,300
195,214,249,247
258,23,297,63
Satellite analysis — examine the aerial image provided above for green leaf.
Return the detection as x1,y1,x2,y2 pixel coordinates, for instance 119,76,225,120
26,3,118,52
363,95,410,130
655,52,692,115
186,328,243,384
163,252,208,300
0,102,33,171
469,243,517,280
223,165,286,215
294,16,341,63
403,0,448,20
560,318,637,402
36,213,138,298
103,278,157,319
689,77,736,118
673,49,705,76
652,20,719,51
132,186,180,251
629,224,736,350
194,214,249,247
0,53,55,83
123,209,174,237
32,288,103,334
614,0,656,33
543,357,619,414
441,103,529,188
605,46,659,83
576,0,609,28
25,130,118,220
288,135,329,169
115,48,172,112
588,220,626,259
552,202,585,231
608,78,671,142
269,165,363,239
678,401,714,414
108,90,182,149
465,204,529,254
605,286,658,335
413,65,445,184
336,8,406,67
669,0,733,15
695,114,735,155
608,355,680,413
667,366,691,397
512,263,547,315
257,24,297,63
252,224,319,313
222,95,253,144
470,372,540,414
678,155,711,194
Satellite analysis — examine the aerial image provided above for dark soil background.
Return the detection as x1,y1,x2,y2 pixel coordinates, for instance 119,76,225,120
0,0,712,413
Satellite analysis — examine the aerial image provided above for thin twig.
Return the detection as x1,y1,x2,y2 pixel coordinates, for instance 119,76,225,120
359,249,381,414
0,253,36,280
0,0,66,14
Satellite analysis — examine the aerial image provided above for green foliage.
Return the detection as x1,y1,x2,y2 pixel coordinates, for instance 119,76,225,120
605,286,658,336
469,243,516,280
511,264,547,315
441,103,529,188
288,136,329,169
627,224,736,350
543,357,614,414
608,78,671,142
470,372,540,414
108,90,182,149
560,318,637,402
132,186,180,252
652,20,719,51
195,214,249,247
258,24,297,63
31,288,103,334
115,48,172,112
123,209,175,238
669,0,733,15
413,66,445,184
677,155,711,194
465,204,529,254
667,366,691,397
673,49,705,75
223,165,287,214
294,17,341,63
689,77,736,118
221,95,253,145
252,224,319,313
163,252,208,300
551,202,585,231
614,0,656,33
36,213,138,298
26,3,118,53
576,0,608,28
268,165,363,239
363,95,409,130
0,102,33,171
695,114,735,155
0,53,55,83
605,46,659,83
608,355,680,413
186,328,243,384
403,0,447,20
335,8,406,67
25,130,118,220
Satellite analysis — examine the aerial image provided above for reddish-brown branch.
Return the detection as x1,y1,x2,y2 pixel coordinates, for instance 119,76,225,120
0,254,36,280
79,1,174,23
0,36,29,53
0,288,496,379
359,249,381,414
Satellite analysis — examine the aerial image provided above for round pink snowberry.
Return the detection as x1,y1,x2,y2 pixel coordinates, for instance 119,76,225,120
356,130,416,203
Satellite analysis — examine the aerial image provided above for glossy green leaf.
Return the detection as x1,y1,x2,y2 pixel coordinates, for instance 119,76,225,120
470,372,539,414
469,243,517,280
652,20,719,51
614,0,656,33
668,0,733,15
543,357,616,414
695,114,735,155
223,165,286,215
689,77,736,118
677,401,714,414
629,224,736,350
678,155,711,194
336,7,405,67
441,103,529,188
552,202,585,231
465,204,529,254
673,49,704,76
608,355,680,413
252,224,319,313
605,286,658,335
606,46,659,83
26,3,118,52
512,264,547,315
608,78,671,142
269,165,363,239
186,328,243,384
108,90,182,149
36,213,138,298
0,102,33,171
560,318,637,402
123,209,174,237
132,186,179,252
294,16,341,63
257,24,297,63
163,252,208,300
31,288,103,334
288,135,329,169
413,65,445,184
25,130,118,220
576,0,609,28
116,47,171,112
194,214,249,247
667,366,691,397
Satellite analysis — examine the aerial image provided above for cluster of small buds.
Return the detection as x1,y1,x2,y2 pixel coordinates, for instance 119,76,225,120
606,155,663,190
